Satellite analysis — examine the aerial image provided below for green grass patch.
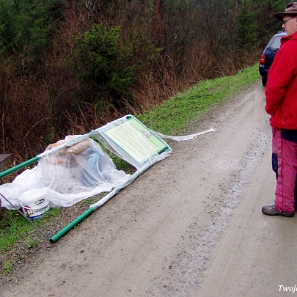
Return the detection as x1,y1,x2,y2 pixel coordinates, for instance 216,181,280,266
138,64,259,134
2,259,14,274
0,209,57,255
0,211,33,252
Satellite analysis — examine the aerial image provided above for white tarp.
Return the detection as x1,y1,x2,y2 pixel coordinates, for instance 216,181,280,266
0,114,214,211
0,136,129,209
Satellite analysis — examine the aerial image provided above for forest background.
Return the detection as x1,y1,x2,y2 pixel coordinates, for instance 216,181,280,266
0,0,288,163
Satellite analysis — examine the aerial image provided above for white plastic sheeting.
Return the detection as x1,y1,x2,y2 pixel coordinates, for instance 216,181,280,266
0,114,215,211
0,136,129,210
152,128,215,142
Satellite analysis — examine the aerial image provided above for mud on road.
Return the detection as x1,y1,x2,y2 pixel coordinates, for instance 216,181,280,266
2,80,297,297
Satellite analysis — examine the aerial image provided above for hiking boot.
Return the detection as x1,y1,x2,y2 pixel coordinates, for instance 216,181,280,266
262,205,294,217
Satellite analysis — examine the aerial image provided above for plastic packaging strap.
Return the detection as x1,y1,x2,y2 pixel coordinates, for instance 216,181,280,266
151,127,215,141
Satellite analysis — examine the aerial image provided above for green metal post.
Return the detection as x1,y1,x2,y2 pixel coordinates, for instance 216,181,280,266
50,207,96,243
0,156,40,179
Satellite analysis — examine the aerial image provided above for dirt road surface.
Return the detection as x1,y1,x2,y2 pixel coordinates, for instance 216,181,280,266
2,80,297,297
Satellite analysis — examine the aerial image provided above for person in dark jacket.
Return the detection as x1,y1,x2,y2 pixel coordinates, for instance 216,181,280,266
262,2,297,217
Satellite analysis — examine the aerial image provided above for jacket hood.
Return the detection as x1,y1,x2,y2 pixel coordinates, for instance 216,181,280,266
281,31,297,45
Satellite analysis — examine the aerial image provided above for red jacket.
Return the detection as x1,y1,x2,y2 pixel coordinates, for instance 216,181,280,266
265,32,297,129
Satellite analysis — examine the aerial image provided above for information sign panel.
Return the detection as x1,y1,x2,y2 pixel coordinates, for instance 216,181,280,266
99,115,171,168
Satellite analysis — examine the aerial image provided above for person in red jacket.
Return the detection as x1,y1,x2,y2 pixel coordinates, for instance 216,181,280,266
262,2,297,217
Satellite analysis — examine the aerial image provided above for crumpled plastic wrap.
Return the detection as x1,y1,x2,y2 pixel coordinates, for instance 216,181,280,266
0,114,214,211
0,136,130,209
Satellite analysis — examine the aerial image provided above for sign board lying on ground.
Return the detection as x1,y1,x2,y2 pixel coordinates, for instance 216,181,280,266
97,115,172,169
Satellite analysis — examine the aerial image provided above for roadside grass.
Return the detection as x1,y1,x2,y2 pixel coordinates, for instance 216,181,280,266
0,64,260,274
0,212,31,251
0,206,60,254
138,64,260,134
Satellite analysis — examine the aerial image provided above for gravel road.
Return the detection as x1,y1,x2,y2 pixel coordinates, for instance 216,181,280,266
1,80,297,297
